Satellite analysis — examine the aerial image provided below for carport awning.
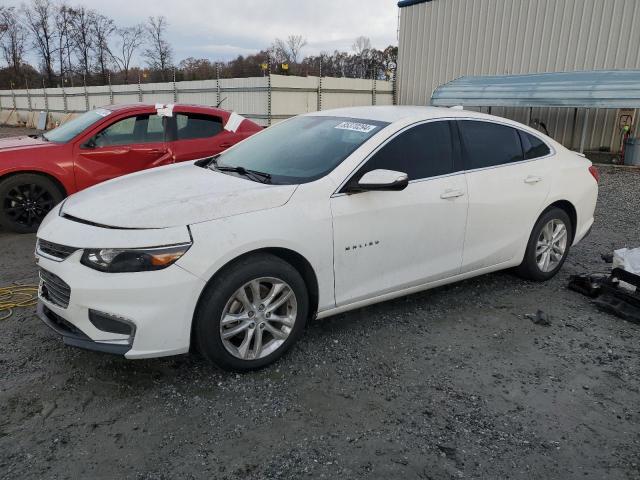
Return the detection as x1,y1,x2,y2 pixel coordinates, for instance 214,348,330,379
431,70,640,109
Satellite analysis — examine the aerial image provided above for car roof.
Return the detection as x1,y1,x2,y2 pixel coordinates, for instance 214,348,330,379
306,105,558,144
308,105,508,124
102,103,228,115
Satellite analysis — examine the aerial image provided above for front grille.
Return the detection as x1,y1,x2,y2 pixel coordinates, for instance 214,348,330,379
39,268,71,309
37,239,78,261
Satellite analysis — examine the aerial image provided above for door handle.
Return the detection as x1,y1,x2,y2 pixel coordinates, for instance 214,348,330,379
219,142,233,149
133,148,167,154
110,147,131,155
440,189,465,199
524,175,542,184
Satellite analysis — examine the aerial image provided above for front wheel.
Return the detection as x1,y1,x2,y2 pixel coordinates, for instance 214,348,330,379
0,174,64,234
194,253,309,371
516,207,573,281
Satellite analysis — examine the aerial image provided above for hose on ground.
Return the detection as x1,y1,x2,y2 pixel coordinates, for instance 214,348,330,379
0,284,39,320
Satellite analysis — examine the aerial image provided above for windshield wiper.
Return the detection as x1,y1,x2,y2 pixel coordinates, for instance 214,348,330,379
218,166,272,184
210,157,271,184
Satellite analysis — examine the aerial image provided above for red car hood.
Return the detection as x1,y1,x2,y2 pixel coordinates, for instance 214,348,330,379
0,135,52,152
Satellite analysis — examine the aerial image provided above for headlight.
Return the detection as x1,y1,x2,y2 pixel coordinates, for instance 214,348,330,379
80,243,191,273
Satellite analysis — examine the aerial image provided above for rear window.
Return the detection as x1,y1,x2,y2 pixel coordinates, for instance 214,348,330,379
458,120,523,169
176,113,223,140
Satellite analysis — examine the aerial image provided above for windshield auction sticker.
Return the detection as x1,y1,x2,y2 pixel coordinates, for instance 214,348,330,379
94,108,111,117
334,121,378,133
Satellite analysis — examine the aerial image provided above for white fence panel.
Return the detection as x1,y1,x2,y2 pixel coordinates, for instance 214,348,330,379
271,75,319,122
218,77,269,125
112,84,141,105
0,75,394,127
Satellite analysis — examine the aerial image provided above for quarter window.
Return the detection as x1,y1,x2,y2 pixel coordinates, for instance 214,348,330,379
459,120,523,169
176,113,223,140
355,121,455,181
519,130,551,159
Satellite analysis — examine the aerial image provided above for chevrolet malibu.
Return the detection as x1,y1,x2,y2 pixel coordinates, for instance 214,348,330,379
0,103,261,233
35,106,599,371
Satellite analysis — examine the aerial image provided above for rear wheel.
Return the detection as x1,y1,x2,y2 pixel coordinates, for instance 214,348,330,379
0,174,64,234
516,207,573,281
194,253,308,371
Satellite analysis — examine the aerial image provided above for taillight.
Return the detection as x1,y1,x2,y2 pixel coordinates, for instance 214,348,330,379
588,165,600,183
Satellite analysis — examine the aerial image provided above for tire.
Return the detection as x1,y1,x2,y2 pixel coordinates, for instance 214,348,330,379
0,174,64,234
194,253,309,371
516,207,573,281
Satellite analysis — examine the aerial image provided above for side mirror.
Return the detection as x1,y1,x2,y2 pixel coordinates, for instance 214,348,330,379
347,169,409,193
82,137,97,149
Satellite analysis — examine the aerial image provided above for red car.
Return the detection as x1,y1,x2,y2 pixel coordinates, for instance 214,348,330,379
0,103,262,233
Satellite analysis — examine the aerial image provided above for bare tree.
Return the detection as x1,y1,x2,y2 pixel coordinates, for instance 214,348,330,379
144,16,173,80
0,7,27,78
69,6,95,80
0,7,8,43
285,34,307,63
55,4,74,85
270,38,289,64
92,13,115,83
352,36,372,56
352,36,372,78
271,35,307,65
23,0,56,86
112,24,144,84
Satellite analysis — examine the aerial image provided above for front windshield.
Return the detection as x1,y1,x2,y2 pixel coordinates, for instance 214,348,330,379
43,108,112,143
215,116,389,184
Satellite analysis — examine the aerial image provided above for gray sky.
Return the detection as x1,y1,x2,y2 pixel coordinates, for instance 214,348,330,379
6,0,399,62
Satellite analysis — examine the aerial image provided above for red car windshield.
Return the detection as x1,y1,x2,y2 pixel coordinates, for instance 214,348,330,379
43,109,112,143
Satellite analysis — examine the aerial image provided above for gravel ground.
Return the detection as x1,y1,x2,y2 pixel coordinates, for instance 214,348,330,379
1,125,639,479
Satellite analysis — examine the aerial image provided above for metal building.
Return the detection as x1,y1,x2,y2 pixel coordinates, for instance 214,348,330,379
396,0,640,152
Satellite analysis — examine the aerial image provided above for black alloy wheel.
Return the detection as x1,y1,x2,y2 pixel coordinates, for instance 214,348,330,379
0,174,64,234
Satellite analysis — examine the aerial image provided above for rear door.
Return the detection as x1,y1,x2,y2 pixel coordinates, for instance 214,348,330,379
458,120,553,272
169,112,238,161
74,113,172,190
331,120,468,305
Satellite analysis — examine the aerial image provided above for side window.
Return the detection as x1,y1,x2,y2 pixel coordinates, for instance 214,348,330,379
355,121,455,181
519,130,551,159
92,114,164,147
176,113,223,140
94,116,136,147
459,120,523,169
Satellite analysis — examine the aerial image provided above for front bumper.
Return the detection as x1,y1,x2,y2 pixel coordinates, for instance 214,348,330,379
37,301,131,355
36,250,207,359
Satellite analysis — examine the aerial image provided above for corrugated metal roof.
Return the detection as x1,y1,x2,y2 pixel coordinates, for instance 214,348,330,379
397,0,434,8
431,70,640,108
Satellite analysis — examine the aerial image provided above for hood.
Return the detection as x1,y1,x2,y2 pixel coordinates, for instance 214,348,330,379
61,162,298,229
0,135,53,152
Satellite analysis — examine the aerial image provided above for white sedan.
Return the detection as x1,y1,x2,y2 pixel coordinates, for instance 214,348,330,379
35,106,599,371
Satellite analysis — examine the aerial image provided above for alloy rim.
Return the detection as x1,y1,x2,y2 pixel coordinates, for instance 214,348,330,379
536,219,568,272
3,184,54,227
220,277,297,360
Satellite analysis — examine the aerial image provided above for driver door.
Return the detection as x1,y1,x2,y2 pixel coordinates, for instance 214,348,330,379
74,113,173,190
330,120,468,306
